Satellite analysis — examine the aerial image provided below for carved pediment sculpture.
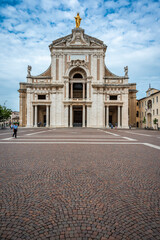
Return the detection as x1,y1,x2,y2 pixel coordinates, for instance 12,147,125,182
70,59,88,69
90,39,104,47
67,29,89,46
49,29,107,49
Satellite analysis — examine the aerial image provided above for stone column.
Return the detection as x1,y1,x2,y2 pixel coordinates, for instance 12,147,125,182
26,89,31,127
64,105,68,127
118,106,120,127
46,105,49,127
83,105,85,127
33,106,34,126
106,106,109,128
121,107,123,127
70,105,73,127
83,83,85,99
49,105,52,126
34,105,37,127
66,81,69,100
71,83,73,99
87,82,89,100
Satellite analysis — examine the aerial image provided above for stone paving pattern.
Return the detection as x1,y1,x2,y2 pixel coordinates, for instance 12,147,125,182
0,129,160,239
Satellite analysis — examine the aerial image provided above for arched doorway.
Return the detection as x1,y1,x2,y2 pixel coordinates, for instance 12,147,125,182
147,113,152,128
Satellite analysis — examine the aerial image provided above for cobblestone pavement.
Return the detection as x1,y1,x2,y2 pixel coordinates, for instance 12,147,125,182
0,128,160,239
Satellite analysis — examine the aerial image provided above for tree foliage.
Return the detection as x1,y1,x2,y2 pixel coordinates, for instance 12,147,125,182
142,117,146,124
0,105,12,123
153,118,158,125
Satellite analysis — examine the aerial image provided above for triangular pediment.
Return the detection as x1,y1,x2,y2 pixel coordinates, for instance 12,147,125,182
49,28,106,49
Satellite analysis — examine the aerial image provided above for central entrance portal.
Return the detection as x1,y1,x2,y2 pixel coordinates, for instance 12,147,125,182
73,106,82,127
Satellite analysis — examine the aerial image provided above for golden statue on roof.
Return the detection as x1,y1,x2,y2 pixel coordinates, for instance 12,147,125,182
74,13,82,28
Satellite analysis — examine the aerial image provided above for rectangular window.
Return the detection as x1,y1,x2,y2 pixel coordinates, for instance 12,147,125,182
110,95,117,100
139,103,141,108
142,102,143,107
142,112,143,117
145,101,146,106
156,96,158,103
145,112,146,116
153,110,155,115
157,109,158,115
38,95,46,100
153,98,154,104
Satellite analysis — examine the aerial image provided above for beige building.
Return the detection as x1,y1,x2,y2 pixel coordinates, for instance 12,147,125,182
11,111,19,124
137,87,160,129
19,26,137,128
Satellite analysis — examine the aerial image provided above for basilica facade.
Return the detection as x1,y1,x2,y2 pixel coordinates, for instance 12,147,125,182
19,27,137,128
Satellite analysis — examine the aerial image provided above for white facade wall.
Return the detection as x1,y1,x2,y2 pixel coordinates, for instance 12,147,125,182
23,28,130,128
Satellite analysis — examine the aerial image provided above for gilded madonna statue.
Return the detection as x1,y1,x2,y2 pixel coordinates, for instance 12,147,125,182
74,13,82,28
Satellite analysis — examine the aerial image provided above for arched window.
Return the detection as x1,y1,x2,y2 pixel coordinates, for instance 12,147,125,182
147,100,152,109
73,73,83,78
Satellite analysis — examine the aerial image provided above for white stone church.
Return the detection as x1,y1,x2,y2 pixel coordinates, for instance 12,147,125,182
19,26,137,128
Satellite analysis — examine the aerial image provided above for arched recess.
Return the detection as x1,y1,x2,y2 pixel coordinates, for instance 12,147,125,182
147,100,152,109
147,113,152,128
69,67,87,99
69,67,87,79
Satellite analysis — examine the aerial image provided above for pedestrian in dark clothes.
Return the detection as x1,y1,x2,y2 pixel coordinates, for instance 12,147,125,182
13,123,18,138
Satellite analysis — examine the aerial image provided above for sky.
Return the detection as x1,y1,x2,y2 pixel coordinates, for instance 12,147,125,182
0,0,160,111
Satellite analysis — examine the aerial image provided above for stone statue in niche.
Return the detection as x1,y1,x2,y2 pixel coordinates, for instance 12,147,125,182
124,66,128,77
27,65,32,76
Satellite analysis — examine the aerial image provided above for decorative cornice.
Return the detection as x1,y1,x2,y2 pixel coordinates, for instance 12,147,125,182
25,83,64,88
104,102,123,106
63,99,92,105
31,76,52,79
18,89,26,93
104,76,128,80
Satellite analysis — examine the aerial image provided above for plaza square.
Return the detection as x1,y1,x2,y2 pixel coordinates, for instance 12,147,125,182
0,128,160,239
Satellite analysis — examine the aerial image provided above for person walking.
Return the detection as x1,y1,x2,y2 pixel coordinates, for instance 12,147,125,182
13,123,18,138
10,123,14,137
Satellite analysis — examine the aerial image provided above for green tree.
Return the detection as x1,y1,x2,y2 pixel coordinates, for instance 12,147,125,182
142,117,146,127
153,118,158,125
0,104,12,127
153,118,158,129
